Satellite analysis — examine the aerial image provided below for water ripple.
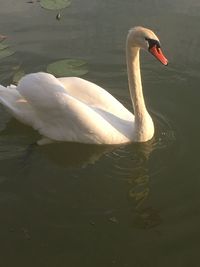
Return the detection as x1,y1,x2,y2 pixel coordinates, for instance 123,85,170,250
102,110,178,184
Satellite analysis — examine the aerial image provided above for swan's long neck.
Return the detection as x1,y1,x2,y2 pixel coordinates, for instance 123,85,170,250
126,34,154,141
126,41,147,121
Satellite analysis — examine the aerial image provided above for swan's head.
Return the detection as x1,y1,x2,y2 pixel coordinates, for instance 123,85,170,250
128,26,168,66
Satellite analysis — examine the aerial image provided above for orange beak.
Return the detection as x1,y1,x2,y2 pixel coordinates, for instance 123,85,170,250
149,46,168,66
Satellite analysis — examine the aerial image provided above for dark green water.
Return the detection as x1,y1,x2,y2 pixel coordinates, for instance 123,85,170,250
0,1,200,266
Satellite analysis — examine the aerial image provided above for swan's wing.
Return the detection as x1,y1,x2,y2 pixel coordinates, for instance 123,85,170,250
16,72,126,143
17,72,67,110
0,84,38,127
58,77,134,121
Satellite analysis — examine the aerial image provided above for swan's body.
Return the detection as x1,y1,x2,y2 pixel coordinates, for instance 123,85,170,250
0,27,168,145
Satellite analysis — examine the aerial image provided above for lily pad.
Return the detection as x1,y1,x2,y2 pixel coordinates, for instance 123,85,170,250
0,49,15,60
40,0,71,10
13,69,25,85
47,59,88,77
0,43,9,50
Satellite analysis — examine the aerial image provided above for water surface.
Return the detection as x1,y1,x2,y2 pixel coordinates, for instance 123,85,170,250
0,1,200,266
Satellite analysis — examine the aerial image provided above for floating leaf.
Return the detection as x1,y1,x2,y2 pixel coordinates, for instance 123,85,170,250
13,69,25,85
0,43,9,50
0,49,15,60
40,0,71,10
0,39,15,60
47,59,88,77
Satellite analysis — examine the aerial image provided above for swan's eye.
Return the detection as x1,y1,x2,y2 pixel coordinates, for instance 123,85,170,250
145,38,161,50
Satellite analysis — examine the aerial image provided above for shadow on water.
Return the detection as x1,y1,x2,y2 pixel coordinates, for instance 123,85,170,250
37,142,114,168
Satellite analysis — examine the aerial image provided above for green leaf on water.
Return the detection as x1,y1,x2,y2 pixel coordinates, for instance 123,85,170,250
12,69,25,85
40,0,71,10
0,43,9,50
0,40,14,60
47,59,89,77
0,49,15,60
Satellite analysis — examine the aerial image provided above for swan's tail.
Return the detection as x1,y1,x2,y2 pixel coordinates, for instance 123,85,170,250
0,84,20,111
0,84,36,126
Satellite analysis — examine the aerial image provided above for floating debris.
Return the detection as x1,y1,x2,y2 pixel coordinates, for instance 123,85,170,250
21,227,31,240
56,12,61,20
108,216,119,224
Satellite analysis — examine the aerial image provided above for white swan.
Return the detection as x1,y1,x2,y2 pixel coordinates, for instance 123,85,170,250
0,26,168,145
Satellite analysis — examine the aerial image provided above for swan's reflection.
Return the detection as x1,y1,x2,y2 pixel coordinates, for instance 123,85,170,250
119,112,175,229
30,140,162,230
113,141,162,229
37,142,114,167
42,139,157,229
126,150,162,229
0,110,176,232
0,118,114,167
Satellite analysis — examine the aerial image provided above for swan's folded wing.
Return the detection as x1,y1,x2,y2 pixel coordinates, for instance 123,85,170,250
15,72,123,143
58,77,134,122
17,72,67,110
27,91,127,143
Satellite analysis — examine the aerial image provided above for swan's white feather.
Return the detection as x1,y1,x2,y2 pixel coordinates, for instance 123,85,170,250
58,77,134,121
0,84,37,127
0,72,135,144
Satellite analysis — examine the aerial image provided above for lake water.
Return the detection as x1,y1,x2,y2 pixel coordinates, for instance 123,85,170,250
0,1,200,266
